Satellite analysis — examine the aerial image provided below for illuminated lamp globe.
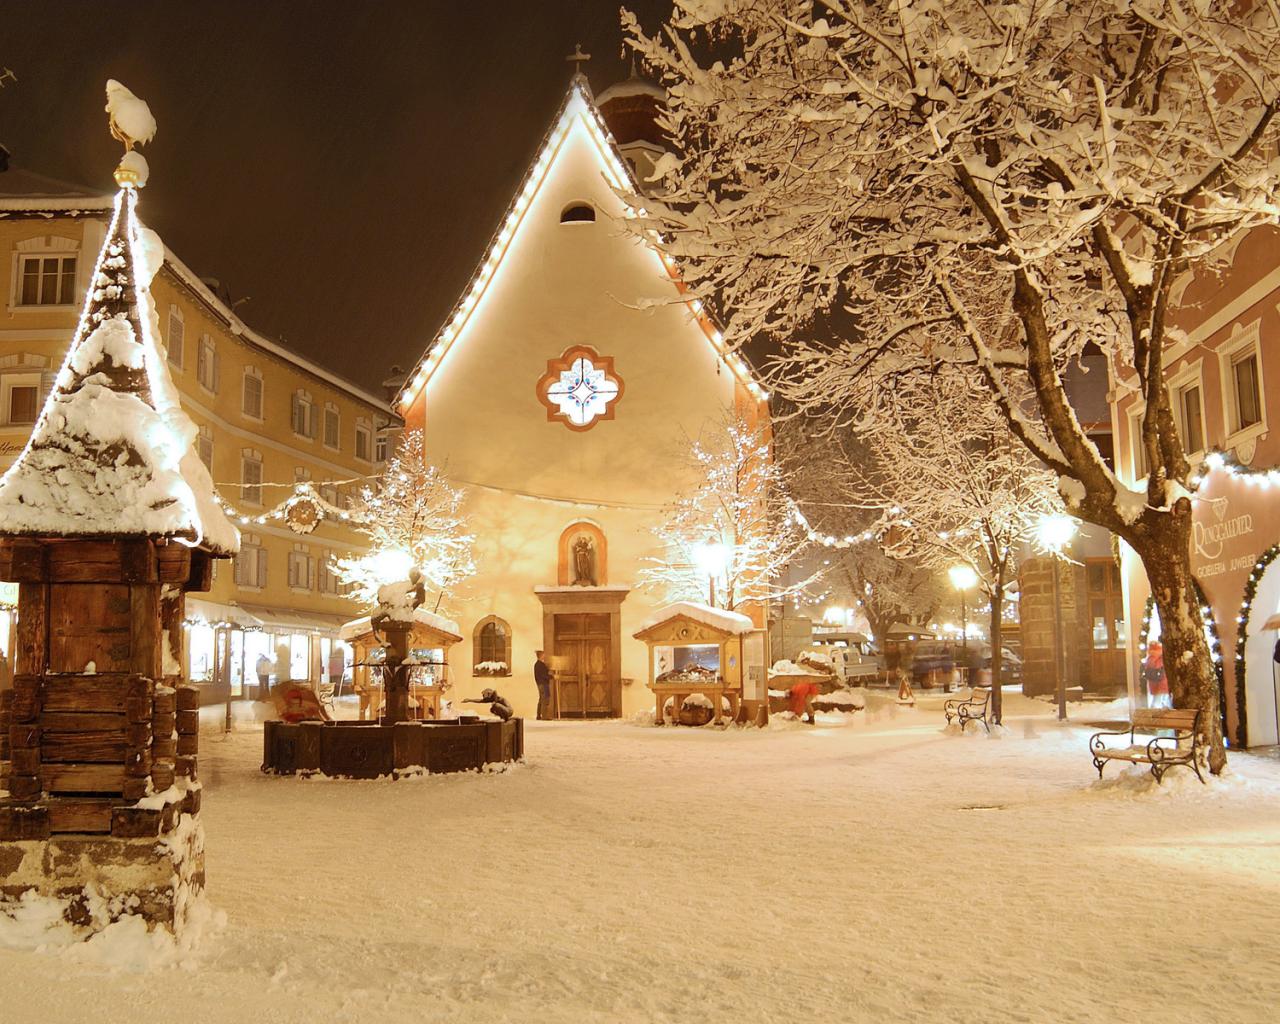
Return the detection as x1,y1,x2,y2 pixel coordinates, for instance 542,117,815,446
948,565,978,591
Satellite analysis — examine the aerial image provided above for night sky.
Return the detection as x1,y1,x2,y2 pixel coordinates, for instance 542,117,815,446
0,1,674,394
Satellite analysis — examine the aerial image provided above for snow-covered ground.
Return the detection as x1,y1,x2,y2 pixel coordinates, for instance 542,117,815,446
3,690,1279,1023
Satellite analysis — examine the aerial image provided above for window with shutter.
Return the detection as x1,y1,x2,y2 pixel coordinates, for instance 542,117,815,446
242,371,263,419
323,406,339,448
167,307,185,369
242,454,263,505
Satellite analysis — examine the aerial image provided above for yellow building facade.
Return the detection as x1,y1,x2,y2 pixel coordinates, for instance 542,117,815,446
0,170,397,701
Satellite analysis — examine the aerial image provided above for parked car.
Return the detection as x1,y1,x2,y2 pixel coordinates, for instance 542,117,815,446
808,631,879,683
980,645,1022,684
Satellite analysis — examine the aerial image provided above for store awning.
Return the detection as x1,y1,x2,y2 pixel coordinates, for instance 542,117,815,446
236,604,353,636
184,597,263,630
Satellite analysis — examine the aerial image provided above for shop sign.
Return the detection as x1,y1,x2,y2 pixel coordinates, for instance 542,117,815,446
1193,495,1257,578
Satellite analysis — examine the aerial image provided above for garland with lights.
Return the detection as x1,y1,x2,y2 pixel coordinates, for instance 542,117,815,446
1230,542,1280,747
1190,449,1280,489
1137,586,1230,743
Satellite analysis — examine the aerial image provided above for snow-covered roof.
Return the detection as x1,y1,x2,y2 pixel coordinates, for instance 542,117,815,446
635,601,755,637
339,606,462,643
0,168,115,213
396,80,767,413
597,77,666,106
0,187,238,555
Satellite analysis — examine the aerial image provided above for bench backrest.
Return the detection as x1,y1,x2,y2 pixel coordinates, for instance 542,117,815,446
1132,708,1199,732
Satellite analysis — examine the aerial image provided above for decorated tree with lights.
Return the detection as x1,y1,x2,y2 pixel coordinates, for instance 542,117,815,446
779,421,946,646
333,431,475,608
640,416,815,611
624,0,1280,769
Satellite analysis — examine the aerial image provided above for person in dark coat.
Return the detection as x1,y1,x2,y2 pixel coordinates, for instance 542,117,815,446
534,650,552,720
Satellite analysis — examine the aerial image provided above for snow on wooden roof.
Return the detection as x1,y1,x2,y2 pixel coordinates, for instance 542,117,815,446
0,185,238,555
635,601,755,638
339,606,462,643
396,80,767,414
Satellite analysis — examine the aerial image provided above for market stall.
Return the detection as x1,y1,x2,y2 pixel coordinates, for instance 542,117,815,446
634,602,767,726
339,607,462,720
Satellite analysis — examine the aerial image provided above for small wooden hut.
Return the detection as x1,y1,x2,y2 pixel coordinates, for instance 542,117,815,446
633,602,768,726
338,607,462,720
0,117,237,938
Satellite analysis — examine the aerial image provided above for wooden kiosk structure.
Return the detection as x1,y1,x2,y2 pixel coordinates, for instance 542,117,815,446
338,607,463,720
634,602,768,726
0,126,239,937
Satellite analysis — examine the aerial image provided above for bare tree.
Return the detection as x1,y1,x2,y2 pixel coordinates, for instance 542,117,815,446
640,416,816,610
624,1,1280,769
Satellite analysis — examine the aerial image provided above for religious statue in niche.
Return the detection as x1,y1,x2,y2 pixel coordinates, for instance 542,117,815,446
572,534,597,586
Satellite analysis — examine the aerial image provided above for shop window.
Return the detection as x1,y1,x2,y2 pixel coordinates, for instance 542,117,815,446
242,368,264,420
196,424,213,471
234,533,267,589
196,335,219,393
241,450,263,505
17,253,76,306
291,390,316,439
166,306,185,370
560,201,595,224
323,404,340,449
473,616,512,676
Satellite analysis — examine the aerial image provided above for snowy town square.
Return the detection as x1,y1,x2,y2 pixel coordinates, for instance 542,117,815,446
3,1,1280,1021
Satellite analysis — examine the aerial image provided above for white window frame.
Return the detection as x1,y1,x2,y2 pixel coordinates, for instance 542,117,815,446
1217,322,1267,447
196,334,219,394
234,532,267,590
166,305,185,371
322,403,340,450
241,366,264,421
1168,360,1208,460
291,390,316,441
288,545,314,592
354,418,372,462
1127,402,1148,484
11,237,79,309
374,427,389,464
241,449,263,506
1,371,42,427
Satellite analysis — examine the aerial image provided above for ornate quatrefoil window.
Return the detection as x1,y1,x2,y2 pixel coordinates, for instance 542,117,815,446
536,346,623,431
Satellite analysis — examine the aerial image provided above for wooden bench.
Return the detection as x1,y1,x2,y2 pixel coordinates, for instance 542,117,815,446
1089,708,1204,784
943,687,990,733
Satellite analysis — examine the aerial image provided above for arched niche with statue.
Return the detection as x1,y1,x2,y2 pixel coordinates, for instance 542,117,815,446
557,521,607,587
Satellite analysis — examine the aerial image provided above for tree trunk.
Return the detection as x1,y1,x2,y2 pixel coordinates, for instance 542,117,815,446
989,580,1003,726
1134,522,1225,773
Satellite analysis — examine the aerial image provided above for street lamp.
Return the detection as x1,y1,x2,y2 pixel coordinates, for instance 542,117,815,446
1037,514,1078,721
948,564,979,684
692,540,731,608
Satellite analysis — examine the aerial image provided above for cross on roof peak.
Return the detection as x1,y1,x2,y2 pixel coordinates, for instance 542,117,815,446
566,43,591,83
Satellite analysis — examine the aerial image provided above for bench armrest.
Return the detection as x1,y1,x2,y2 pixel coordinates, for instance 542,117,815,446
1089,727,1131,753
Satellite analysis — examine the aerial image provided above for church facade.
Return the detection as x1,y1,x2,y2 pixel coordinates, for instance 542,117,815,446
397,79,769,720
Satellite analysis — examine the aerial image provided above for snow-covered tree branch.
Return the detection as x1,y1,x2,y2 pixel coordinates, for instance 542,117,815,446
623,0,1280,769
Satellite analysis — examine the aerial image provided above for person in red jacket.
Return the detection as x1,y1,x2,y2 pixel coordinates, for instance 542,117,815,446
789,680,820,723
1144,640,1169,709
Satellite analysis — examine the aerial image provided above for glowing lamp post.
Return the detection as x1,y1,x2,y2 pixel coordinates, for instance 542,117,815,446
948,565,979,683
693,540,731,608
1037,514,1078,721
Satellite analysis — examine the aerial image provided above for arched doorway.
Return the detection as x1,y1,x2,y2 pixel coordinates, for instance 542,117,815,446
1237,545,1280,747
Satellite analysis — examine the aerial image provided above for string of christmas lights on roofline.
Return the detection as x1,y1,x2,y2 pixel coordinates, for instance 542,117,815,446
1189,449,1280,489
788,500,976,550
396,81,767,413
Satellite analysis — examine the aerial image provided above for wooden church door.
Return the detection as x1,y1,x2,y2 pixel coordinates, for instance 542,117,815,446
553,613,614,717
